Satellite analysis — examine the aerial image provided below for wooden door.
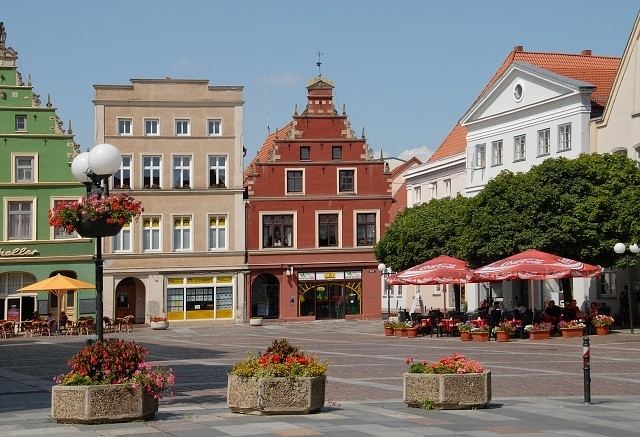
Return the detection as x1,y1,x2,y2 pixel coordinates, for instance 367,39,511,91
115,286,136,319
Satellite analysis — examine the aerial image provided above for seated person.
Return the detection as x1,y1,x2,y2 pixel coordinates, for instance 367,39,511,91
59,311,68,327
544,300,561,331
32,311,40,320
590,301,599,317
562,301,577,321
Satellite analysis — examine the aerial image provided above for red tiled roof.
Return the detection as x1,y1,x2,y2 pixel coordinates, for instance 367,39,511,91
391,156,422,178
428,50,621,163
243,122,293,184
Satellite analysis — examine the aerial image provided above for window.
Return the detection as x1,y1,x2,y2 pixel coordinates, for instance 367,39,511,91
286,170,303,193
537,128,550,156
208,119,222,136
397,285,403,298
514,134,526,161
262,215,293,248
142,216,161,251
444,179,452,197
414,186,421,204
143,156,161,188
491,140,503,166
113,155,131,189
112,223,131,252
356,212,376,246
175,119,190,136
300,146,310,161
475,144,486,168
145,119,159,135
52,199,78,239
338,169,355,193
7,200,33,240
558,123,571,152
332,146,342,160
173,156,191,188
598,269,617,298
15,115,26,131
208,155,227,188
318,214,338,247
118,118,132,136
208,215,227,250
173,216,192,251
15,156,34,183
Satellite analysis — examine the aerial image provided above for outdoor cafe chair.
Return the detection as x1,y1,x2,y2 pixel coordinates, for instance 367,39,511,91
122,315,134,333
103,317,116,333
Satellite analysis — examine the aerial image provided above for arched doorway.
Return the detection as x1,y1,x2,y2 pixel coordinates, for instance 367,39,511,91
251,274,280,319
114,277,146,323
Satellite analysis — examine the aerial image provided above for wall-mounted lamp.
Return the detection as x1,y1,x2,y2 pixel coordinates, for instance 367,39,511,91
285,266,294,276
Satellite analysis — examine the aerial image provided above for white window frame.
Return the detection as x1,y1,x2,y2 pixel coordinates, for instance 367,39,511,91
142,155,162,189
558,123,571,152
175,118,191,136
117,118,132,136
172,215,192,252
413,186,422,204
112,222,132,252
15,114,26,131
491,140,503,166
514,134,526,162
537,128,550,156
444,179,452,197
208,119,222,136
51,197,79,240
259,211,297,249
285,168,305,195
113,155,132,189
4,197,36,241
475,144,486,168
12,153,37,183
172,155,192,189
337,168,357,194
353,209,379,247
315,210,342,248
208,155,227,188
208,214,228,251
144,118,160,136
142,216,162,252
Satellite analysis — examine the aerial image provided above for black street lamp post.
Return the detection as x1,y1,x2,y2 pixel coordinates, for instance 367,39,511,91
378,263,391,319
71,144,122,342
613,242,639,334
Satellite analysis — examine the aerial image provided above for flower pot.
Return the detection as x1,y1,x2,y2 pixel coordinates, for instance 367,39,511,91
52,384,158,424
75,217,123,238
150,320,169,330
495,331,510,342
560,328,583,338
528,330,550,340
227,375,325,415
249,317,263,326
403,371,491,409
460,332,472,341
384,326,395,336
395,328,407,337
596,326,610,336
472,332,489,342
406,327,418,338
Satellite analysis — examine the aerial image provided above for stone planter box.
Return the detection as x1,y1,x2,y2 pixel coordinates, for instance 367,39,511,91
227,375,325,415
52,384,158,424
150,320,169,330
249,317,263,326
403,371,491,410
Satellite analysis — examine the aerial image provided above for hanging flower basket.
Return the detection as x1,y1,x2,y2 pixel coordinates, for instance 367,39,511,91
75,217,123,238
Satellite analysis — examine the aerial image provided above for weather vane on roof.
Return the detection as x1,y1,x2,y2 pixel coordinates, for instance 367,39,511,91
316,50,324,77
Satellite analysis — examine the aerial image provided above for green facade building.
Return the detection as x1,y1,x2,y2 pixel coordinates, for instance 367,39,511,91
0,23,96,323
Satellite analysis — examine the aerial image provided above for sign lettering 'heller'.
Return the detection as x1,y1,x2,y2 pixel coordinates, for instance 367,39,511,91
0,247,39,257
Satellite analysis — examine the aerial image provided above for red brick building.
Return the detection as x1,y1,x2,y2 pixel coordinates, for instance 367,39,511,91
244,76,392,320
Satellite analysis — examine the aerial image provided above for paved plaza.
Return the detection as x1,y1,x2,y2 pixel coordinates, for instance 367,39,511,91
1,320,640,436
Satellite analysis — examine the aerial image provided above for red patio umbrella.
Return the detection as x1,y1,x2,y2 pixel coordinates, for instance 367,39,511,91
470,249,601,282
387,255,473,285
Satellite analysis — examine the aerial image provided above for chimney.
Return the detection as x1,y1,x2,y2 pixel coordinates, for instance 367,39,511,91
513,45,524,52
581,49,592,56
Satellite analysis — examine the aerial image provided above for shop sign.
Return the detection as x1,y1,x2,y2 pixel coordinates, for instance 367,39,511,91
167,278,184,285
298,272,315,281
217,276,233,284
0,247,39,257
344,271,361,279
187,277,213,284
316,272,344,280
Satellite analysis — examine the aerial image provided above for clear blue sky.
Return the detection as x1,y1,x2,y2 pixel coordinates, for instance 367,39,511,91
2,1,638,163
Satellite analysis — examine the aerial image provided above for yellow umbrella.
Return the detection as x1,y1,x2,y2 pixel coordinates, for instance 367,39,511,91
18,274,95,329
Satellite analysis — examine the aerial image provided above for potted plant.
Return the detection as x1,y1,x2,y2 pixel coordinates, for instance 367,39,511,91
383,320,394,336
405,320,419,338
227,338,328,415
592,315,614,335
492,321,514,342
49,193,143,238
51,339,174,423
524,322,552,340
559,320,586,337
403,354,491,409
471,325,490,342
150,315,169,330
394,321,408,337
456,321,474,341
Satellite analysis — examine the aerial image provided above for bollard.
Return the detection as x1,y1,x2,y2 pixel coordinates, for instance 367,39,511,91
583,336,591,404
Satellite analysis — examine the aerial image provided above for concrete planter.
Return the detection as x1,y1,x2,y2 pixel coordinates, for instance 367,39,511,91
227,375,325,415
51,384,158,424
150,320,169,330
403,371,491,410
249,317,263,326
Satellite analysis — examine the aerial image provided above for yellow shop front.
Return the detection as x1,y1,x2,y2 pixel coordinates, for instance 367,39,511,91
166,275,234,320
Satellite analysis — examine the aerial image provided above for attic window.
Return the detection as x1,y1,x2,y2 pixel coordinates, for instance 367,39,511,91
513,83,523,102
